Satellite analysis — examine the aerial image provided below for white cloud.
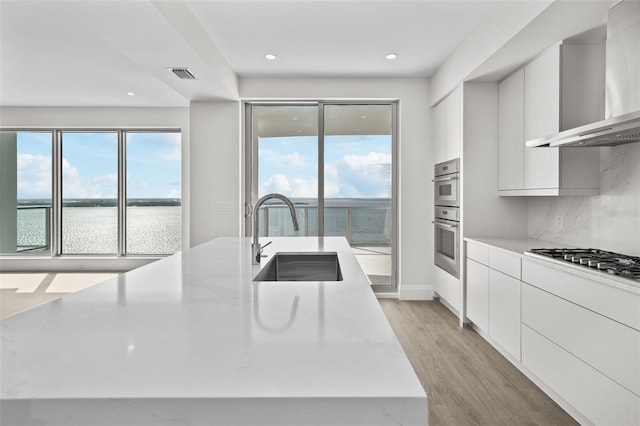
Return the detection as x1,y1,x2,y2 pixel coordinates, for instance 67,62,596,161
17,153,52,198
61,158,117,198
259,174,317,198
166,188,181,198
260,174,292,195
283,152,305,168
289,177,317,198
334,152,391,198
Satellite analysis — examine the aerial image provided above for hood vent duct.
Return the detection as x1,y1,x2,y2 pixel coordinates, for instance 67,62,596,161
168,67,196,80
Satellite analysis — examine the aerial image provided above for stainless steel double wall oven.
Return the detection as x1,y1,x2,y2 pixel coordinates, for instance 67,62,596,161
433,159,460,278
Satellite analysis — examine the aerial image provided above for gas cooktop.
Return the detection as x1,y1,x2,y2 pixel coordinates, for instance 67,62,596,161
527,248,640,283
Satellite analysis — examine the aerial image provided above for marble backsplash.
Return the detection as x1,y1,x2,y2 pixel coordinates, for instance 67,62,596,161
527,143,640,256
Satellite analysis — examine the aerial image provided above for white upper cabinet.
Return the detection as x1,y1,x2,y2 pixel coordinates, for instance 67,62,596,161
498,69,524,190
446,87,462,161
498,42,602,196
524,45,562,141
433,86,462,164
433,97,447,164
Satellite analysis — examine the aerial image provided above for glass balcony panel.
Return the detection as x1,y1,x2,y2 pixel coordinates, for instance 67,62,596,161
0,131,53,255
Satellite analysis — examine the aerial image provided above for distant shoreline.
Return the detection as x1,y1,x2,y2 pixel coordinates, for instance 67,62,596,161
17,197,390,208
17,198,182,208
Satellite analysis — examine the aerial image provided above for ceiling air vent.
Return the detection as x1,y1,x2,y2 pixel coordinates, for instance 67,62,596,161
168,67,196,80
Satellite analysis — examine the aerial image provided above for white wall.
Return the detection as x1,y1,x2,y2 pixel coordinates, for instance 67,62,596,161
527,143,640,256
189,101,242,246
462,83,527,239
430,1,552,105
238,78,432,299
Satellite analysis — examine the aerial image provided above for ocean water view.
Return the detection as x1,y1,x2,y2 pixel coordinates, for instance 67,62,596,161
16,199,182,255
15,197,390,255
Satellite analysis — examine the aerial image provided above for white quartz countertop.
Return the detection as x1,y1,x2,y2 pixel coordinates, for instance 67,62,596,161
464,236,640,293
1,237,427,425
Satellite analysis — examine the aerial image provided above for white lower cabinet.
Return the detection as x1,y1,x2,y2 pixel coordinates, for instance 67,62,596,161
488,269,521,361
466,259,488,331
465,239,640,425
435,265,460,313
465,241,521,360
522,325,639,426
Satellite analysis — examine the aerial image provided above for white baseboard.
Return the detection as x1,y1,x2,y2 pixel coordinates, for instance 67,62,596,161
399,285,433,301
375,292,399,299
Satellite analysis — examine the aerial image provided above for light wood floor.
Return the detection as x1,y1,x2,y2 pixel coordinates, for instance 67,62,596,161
379,299,578,426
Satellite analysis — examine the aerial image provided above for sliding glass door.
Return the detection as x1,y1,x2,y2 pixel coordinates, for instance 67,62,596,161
323,104,394,287
248,104,319,237
245,102,397,291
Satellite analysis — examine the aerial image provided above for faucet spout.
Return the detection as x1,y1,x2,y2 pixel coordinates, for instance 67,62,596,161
252,193,299,264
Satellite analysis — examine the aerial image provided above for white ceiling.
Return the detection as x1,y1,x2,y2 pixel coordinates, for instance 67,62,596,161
0,0,498,107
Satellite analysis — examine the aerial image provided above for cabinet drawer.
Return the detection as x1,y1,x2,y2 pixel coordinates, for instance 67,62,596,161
489,249,521,279
522,325,639,426
523,283,640,397
466,258,489,332
522,259,640,331
489,270,521,361
466,241,488,264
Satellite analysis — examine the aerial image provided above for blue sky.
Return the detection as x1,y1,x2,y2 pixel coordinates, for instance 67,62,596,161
259,134,392,199
16,132,181,199
15,131,389,200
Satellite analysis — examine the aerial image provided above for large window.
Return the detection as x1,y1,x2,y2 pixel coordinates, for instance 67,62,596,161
0,129,181,257
126,132,181,255
62,132,119,254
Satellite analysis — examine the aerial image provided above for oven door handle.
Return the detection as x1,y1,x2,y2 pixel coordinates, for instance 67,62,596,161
432,220,458,229
431,175,459,183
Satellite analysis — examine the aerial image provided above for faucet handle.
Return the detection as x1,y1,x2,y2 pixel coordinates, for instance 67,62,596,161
261,241,272,251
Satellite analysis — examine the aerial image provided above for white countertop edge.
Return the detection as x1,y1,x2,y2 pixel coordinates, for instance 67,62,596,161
1,396,428,426
464,237,640,293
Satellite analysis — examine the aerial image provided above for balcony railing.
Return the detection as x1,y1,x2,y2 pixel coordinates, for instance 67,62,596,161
16,205,51,253
258,201,391,246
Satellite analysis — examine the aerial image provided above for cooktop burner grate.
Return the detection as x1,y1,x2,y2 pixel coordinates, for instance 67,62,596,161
528,248,640,283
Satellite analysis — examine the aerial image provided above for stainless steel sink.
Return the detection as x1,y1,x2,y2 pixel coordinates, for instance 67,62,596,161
253,252,343,282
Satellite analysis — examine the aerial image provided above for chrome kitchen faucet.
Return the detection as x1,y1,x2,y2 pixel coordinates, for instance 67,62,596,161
252,193,299,264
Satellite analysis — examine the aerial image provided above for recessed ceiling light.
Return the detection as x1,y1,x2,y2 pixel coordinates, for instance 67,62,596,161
126,92,135,96
265,54,277,61
361,115,367,119
385,53,398,60
292,117,298,121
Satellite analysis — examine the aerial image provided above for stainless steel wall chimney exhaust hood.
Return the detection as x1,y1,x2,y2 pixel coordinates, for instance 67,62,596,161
527,110,640,147
528,0,640,148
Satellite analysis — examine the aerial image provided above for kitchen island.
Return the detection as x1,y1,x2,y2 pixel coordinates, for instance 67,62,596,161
1,237,427,425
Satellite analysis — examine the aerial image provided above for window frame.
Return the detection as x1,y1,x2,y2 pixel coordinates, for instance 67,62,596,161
1,127,182,260
242,100,399,292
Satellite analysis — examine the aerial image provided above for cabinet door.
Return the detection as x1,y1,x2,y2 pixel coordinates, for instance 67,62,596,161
523,45,561,190
524,44,561,140
498,69,524,190
446,87,462,161
489,269,521,360
433,99,447,164
466,258,489,331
